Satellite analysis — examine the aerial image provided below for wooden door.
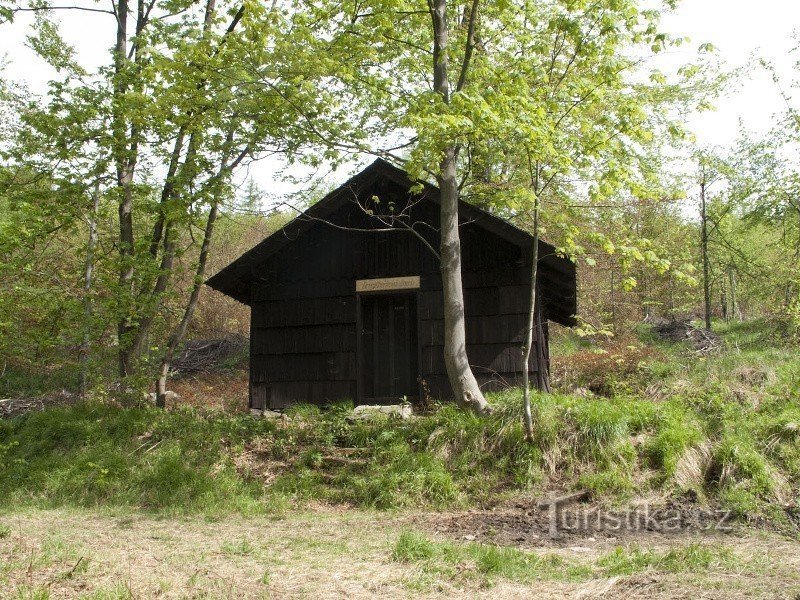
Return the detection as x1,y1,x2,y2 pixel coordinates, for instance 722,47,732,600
360,294,418,402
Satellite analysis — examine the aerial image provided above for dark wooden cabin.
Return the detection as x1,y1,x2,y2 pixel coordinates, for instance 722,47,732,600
206,159,576,410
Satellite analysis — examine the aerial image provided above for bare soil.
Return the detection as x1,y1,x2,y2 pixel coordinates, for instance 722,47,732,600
416,497,759,549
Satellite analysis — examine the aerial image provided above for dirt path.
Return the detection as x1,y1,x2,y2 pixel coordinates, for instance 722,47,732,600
1,508,798,599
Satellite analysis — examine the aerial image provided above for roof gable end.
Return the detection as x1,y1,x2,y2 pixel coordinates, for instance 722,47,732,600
206,158,576,326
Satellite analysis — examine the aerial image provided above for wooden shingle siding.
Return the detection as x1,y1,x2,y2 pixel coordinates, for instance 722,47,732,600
252,297,355,327
251,324,356,354
252,353,356,382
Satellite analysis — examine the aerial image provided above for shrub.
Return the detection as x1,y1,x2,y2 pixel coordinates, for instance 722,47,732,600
552,342,663,396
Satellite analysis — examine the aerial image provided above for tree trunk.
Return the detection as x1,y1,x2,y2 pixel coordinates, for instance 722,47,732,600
609,263,617,337
535,305,551,392
113,0,142,378
728,266,737,321
721,289,728,322
521,203,539,442
155,133,247,407
431,0,490,414
156,203,219,407
521,158,543,442
129,0,224,367
80,183,100,396
700,177,712,330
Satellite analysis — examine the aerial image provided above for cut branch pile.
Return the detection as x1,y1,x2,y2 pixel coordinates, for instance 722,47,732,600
652,319,723,354
170,334,249,375
0,390,76,419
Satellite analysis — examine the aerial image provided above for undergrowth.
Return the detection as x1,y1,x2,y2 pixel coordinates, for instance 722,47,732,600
0,319,797,524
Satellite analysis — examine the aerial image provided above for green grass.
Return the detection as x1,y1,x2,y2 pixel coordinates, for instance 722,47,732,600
0,319,797,523
391,531,752,588
0,403,276,516
220,538,255,556
596,542,743,575
392,530,590,584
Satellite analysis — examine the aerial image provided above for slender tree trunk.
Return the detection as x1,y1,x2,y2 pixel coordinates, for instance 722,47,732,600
430,0,490,414
80,183,100,396
521,157,542,442
113,0,138,377
150,127,186,257
129,0,224,366
610,263,617,337
521,198,539,442
721,289,728,322
535,305,551,392
113,0,150,377
155,202,219,407
700,177,712,330
155,134,247,407
128,133,197,364
728,267,737,321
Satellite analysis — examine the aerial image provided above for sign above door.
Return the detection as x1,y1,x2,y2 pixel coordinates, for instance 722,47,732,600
356,276,420,293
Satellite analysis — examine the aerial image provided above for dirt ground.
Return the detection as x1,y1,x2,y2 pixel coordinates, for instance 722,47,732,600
1,507,799,599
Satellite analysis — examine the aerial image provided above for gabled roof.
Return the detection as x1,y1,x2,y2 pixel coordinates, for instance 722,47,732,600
206,158,576,325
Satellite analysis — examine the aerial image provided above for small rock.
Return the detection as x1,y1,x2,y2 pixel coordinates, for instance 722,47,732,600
463,534,476,541
349,404,412,421
262,410,284,420
569,547,591,553
250,408,264,417
148,391,180,403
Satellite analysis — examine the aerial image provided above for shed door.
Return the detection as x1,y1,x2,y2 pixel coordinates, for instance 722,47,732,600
360,294,418,401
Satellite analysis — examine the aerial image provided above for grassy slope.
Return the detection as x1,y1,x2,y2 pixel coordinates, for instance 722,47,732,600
0,319,798,525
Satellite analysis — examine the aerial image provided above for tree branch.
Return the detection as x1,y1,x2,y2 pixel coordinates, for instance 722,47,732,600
10,5,114,15
456,0,479,92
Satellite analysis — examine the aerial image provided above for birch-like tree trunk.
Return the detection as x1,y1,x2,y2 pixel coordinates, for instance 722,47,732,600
113,0,139,377
521,205,539,442
522,158,542,442
80,182,100,396
700,175,712,330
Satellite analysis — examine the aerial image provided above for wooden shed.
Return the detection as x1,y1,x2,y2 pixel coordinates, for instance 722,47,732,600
206,159,576,410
